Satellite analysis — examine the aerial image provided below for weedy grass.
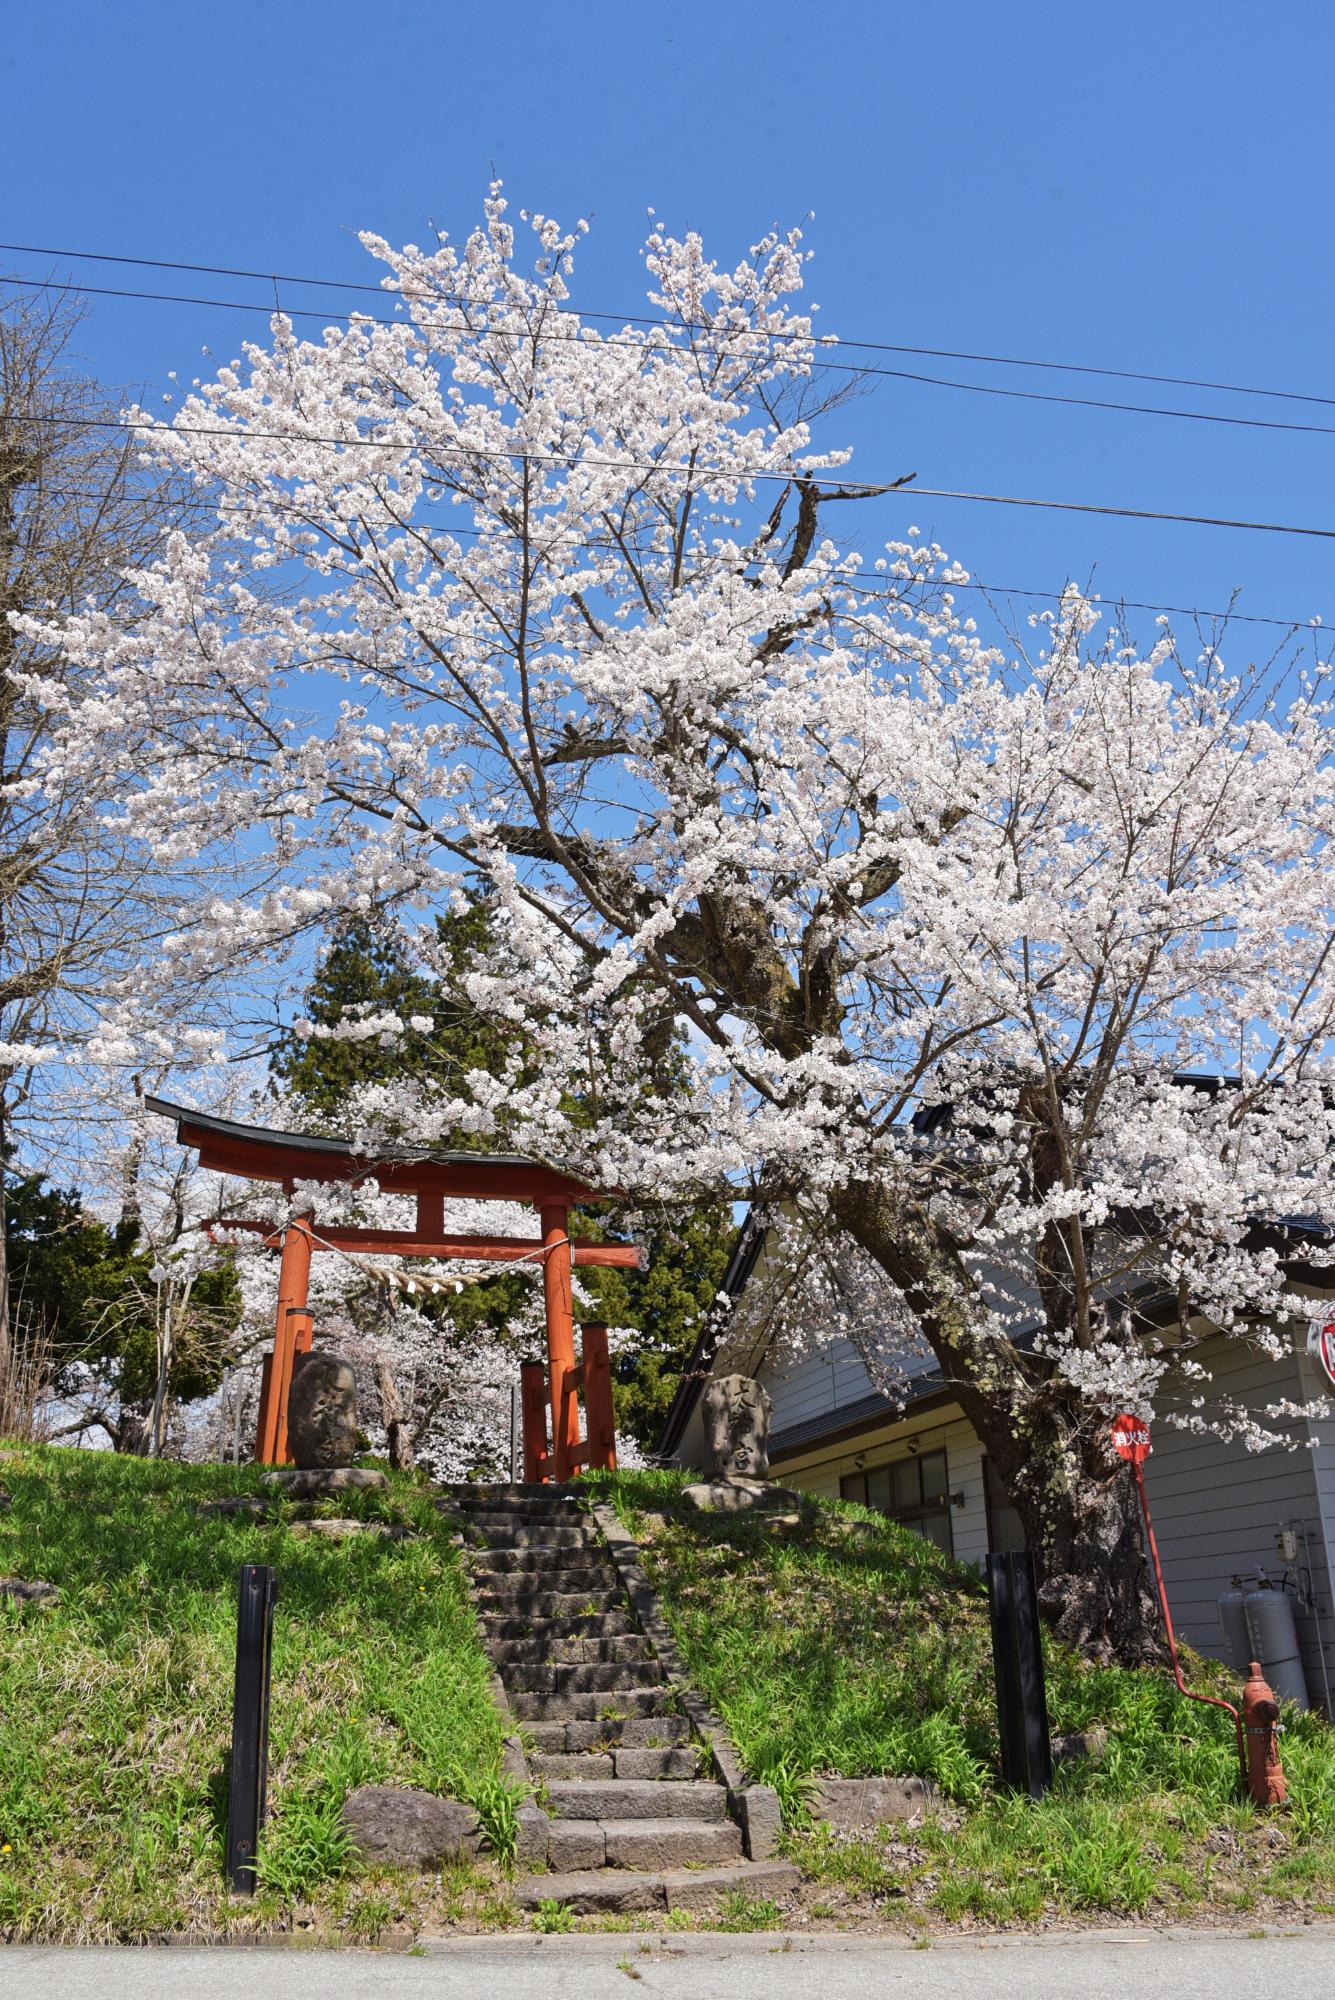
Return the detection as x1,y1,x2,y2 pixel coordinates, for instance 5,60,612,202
532,1896,576,1933
0,1442,516,1942
584,1467,1335,1924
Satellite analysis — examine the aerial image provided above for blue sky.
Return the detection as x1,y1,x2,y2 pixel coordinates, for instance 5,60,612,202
6,0,1334,641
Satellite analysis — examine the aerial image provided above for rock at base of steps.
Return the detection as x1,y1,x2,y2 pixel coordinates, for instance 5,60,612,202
0,1576,58,1607
289,1517,408,1541
196,1495,273,1518
341,1784,483,1869
263,1467,389,1496
809,1774,935,1827
1052,1724,1108,1766
515,1859,800,1915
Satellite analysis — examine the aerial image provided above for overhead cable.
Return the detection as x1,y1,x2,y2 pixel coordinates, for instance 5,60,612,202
5,268,1334,444
3,236,1332,413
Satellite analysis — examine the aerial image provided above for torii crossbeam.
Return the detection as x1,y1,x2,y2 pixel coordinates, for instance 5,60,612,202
147,1097,638,1476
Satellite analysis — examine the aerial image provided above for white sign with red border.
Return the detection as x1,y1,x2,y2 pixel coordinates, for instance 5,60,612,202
1309,1323,1335,1391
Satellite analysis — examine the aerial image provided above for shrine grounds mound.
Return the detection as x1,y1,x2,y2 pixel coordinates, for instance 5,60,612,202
584,1469,1335,1929
2,1444,1335,1945
0,1443,514,1944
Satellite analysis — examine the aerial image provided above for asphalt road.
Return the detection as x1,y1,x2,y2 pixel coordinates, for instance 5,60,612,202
9,1929,1335,2000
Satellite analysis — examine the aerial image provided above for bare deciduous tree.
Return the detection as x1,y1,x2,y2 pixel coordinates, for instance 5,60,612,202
0,284,191,1403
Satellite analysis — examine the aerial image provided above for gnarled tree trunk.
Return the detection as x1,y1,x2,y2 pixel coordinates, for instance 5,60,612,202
836,1176,1163,1666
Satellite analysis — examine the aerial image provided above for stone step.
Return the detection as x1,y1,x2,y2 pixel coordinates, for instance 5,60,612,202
524,1715,693,1753
440,1482,581,1503
481,1610,637,1643
543,1779,726,1823
499,1659,663,1695
462,1524,599,1551
533,1746,700,1782
514,1859,800,1916
491,1634,652,1666
546,1817,743,1872
469,1545,618,1576
474,1589,626,1619
534,1750,614,1779
508,1686,675,1722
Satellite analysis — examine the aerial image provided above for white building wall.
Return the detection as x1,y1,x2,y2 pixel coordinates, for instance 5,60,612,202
767,1400,991,1570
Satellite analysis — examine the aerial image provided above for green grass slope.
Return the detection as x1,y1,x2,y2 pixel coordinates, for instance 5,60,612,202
587,1468,1335,1928
0,1443,514,1943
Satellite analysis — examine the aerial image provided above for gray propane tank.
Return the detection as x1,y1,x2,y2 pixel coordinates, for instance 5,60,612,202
1244,1584,1309,1708
1217,1583,1252,1672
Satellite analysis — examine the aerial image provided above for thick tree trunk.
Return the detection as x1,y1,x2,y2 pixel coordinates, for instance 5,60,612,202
835,1176,1164,1666
971,1396,1162,1664
114,1398,152,1454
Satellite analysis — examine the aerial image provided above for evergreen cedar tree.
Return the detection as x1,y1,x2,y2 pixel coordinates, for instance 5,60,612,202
35,191,1335,1662
271,910,733,1450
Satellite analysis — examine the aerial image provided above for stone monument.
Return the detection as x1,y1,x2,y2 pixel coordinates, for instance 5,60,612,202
286,1350,360,1469
681,1372,802,1512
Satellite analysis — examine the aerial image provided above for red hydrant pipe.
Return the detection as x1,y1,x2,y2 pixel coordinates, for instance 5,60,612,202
1132,1461,1249,1793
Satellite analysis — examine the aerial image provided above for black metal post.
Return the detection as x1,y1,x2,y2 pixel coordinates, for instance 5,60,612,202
987,1550,1052,1799
226,1562,277,1892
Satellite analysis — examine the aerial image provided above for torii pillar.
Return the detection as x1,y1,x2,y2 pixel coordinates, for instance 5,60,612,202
541,1202,581,1474
255,1215,314,1464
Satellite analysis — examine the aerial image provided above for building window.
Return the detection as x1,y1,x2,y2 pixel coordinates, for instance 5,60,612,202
841,1449,953,1554
983,1457,1026,1554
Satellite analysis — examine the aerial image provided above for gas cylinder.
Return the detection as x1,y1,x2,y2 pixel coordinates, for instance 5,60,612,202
1217,1583,1251,1672
1244,1584,1309,1709
1241,1661,1287,1806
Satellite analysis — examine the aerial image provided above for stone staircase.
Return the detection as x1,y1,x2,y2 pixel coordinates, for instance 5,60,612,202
441,1483,798,1916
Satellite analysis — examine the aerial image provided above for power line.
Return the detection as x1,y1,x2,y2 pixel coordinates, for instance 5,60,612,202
4,236,1333,415
13,476,1328,634
15,404,1335,545
7,268,1335,446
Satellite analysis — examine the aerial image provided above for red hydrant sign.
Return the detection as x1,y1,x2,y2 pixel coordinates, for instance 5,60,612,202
1111,1413,1151,1464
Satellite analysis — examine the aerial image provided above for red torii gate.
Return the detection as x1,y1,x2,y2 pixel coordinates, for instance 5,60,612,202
147,1097,636,1479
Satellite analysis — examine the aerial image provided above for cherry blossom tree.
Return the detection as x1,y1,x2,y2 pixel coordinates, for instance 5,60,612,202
33,190,1335,1661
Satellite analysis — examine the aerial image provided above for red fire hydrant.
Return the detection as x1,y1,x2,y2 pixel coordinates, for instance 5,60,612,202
1241,1662,1287,1807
